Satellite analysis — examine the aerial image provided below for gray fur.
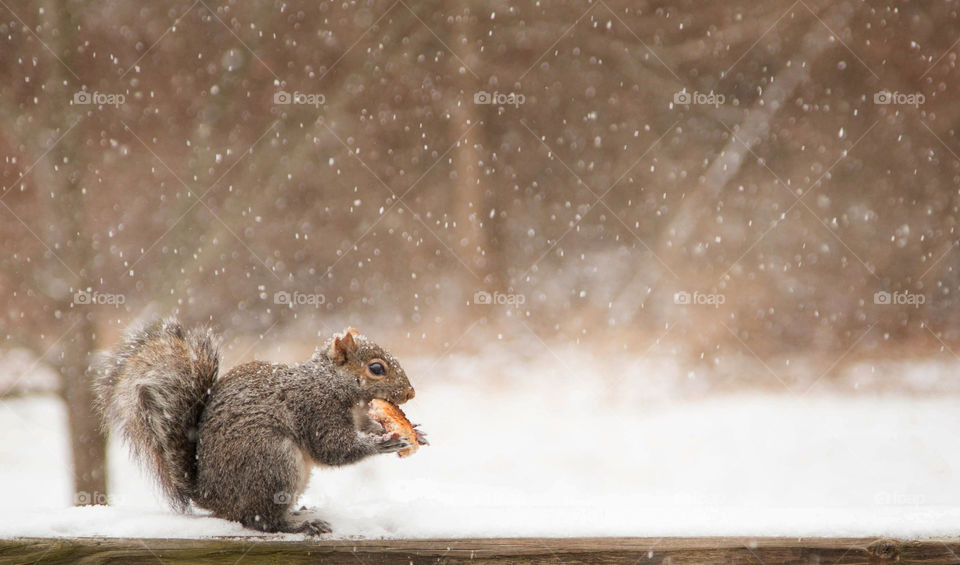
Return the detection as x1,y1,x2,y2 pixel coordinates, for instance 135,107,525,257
95,319,415,535
94,318,219,511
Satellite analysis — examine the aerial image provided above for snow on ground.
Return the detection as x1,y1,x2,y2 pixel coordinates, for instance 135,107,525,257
1,355,960,539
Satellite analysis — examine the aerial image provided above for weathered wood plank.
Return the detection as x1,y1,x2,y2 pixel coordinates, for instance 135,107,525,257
1,537,958,564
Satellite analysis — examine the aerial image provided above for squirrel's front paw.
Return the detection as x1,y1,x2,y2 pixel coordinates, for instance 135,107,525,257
414,426,430,446
374,432,411,454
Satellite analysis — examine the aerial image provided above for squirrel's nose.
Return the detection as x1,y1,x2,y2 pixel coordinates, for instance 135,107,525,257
406,388,415,402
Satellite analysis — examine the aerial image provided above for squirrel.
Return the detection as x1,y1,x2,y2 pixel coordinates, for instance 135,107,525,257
94,317,423,535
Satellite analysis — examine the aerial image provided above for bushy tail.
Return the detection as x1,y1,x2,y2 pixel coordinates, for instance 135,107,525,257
94,318,220,511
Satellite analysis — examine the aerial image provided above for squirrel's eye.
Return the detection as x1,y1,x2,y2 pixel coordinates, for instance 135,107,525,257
368,362,385,376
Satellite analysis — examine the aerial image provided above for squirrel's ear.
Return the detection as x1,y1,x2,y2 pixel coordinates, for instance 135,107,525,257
345,327,360,337
329,331,357,364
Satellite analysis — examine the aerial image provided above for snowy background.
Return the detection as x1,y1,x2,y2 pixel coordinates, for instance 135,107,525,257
4,350,960,539
1,0,960,540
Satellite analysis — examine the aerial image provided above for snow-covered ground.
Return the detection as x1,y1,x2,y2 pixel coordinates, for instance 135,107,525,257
2,354,959,539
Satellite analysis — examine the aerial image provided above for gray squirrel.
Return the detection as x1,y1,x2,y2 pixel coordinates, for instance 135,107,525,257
94,318,424,535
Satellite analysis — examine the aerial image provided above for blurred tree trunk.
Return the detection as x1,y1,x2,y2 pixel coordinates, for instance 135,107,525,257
449,4,497,288
46,0,108,505
58,315,106,503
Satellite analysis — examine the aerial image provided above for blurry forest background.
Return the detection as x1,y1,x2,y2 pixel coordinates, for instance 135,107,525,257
1,0,958,504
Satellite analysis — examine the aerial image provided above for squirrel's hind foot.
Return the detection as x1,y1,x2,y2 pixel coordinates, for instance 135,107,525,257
291,518,333,536
285,508,334,535
241,514,333,536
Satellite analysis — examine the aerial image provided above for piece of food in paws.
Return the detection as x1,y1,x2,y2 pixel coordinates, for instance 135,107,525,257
368,398,425,458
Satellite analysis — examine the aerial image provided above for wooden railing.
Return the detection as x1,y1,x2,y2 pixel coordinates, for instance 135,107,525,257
3,536,960,564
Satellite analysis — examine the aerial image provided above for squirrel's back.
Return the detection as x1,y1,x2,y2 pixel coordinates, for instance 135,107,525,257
94,318,220,510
